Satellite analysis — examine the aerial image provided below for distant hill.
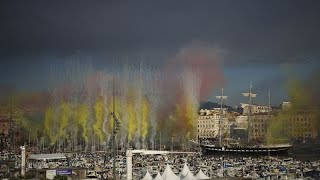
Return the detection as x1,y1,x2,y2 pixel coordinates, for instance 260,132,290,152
199,101,238,112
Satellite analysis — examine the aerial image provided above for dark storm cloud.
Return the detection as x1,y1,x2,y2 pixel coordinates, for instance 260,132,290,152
1,1,320,64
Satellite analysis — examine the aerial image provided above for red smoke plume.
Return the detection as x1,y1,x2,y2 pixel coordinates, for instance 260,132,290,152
158,43,225,139
164,43,224,100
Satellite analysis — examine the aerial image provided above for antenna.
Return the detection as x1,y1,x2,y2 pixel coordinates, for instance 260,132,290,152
216,88,228,147
242,82,257,143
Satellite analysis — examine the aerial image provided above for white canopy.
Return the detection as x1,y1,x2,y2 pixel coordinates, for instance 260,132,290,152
162,164,180,180
28,153,66,160
154,172,164,180
181,172,197,180
180,163,194,177
142,170,153,180
180,163,196,180
180,163,189,177
195,169,210,179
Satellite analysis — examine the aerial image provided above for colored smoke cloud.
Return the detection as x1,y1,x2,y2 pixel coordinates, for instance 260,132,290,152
3,43,226,150
267,66,320,144
158,43,224,142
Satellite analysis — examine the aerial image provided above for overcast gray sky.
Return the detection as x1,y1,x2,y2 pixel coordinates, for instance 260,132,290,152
1,1,320,60
1,1,319,106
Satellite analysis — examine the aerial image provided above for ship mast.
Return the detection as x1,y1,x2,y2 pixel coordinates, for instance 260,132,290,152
216,88,227,147
112,78,116,179
242,82,256,143
7,95,14,178
268,89,271,158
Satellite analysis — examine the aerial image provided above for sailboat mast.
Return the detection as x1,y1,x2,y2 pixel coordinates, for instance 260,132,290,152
242,82,256,143
248,83,252,143
216,88,227,147
268,89,271,158
112,77,116,179
8,95,13,177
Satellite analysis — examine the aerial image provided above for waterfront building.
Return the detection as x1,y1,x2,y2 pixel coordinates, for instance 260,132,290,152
280,102,318,140
230,125,247,140
287,111,317,139
234,115,248,129
240,103,271,115
197,108,228,139
281,102,292,111
250,113,272,141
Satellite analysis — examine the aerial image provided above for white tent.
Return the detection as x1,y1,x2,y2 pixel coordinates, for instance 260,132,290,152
180,163,196,180
154,172,164,180
162,164,180,180
179,163,190,178
181,171,197,180
142,170,153,180
195,169,210,179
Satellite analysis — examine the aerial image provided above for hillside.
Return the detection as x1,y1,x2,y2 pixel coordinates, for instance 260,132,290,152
199,101,237,112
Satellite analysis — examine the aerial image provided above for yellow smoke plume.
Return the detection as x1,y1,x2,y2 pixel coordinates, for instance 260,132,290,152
75,103,89,142
107,96,121,133
44,106,55,144
141,97,149,138
127,99,137,141
174,96,198,138
93,96,105,141
266,67,318,144
267,113,290,144
58,101,71,139
185,98,197,137
13,109,28,129
287,77,309,109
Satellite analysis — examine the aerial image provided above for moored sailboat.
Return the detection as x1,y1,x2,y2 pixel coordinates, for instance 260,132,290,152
200,84,292,155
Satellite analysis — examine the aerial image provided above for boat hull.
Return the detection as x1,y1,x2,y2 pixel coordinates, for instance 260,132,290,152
201,144,292,155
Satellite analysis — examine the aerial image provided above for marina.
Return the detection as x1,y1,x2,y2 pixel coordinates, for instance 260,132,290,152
1,147,320,179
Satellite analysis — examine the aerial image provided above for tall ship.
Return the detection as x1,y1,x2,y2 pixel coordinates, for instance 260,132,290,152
199,84,292,155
